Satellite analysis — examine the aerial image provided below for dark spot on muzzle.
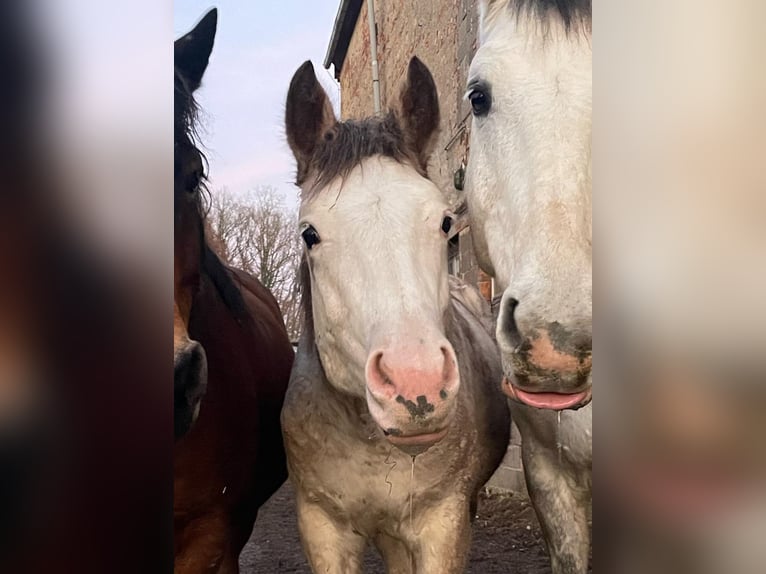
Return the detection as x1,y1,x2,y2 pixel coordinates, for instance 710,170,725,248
395,394,435,420
545,321,592,359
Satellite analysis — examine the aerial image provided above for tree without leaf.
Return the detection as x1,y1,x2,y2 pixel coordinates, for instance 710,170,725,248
207,186,302,341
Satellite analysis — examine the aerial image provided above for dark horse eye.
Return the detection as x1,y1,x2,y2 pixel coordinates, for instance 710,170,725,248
468,86,491,117
301,225,321,250
441,215,454,235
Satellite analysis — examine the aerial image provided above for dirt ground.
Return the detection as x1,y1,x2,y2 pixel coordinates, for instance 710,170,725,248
240,482,552,573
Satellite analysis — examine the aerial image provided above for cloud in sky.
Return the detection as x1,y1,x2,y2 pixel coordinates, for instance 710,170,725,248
174,1,342,210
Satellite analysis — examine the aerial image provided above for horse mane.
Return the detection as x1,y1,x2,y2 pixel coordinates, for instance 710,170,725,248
175,68,250,323
485,0,591,33
301,111,423,193
174,70,206,161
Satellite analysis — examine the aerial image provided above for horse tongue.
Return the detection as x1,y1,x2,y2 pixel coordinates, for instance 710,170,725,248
513,388,588,410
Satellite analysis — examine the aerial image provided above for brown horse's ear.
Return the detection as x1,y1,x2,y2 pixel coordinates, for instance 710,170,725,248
396,57,440,172
175,8,218,92
285,61,336,184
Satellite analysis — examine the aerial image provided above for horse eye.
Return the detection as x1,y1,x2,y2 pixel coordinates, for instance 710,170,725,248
301,225,321,250
441,215,454,235
469,88,491,117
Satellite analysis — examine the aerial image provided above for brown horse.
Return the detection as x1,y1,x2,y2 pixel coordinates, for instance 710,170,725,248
174,9,294,573
2,6,171,572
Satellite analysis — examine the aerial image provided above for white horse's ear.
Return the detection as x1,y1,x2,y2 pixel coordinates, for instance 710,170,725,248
396,57,440,172
479,0,508,15
477,0,508,41
479,0,505,18
285,61,336,184
175,8,217,92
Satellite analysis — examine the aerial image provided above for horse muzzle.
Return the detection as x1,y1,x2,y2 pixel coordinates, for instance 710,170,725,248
365,336,460,454
174,341,208,439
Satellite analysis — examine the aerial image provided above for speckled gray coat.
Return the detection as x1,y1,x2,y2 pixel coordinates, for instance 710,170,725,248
282,282,511,573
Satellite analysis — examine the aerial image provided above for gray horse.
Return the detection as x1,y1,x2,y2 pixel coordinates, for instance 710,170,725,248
281,57,510,573
465,1,593,573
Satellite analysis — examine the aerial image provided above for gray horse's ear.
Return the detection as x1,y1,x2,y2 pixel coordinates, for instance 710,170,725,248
479,0,504,17
285,61,336,184
477,0,505,40
396,57,440,173
175,8,218,92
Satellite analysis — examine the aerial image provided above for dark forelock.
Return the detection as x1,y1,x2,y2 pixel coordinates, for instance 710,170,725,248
301,112,423,192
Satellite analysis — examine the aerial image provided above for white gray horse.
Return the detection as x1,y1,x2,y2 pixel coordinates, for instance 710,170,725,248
281,57,510,573
465,1,592,572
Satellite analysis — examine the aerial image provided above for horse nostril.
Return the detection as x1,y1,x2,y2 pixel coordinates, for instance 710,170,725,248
174,343,207,440
439,345,459,395
373,352,395,388
174,342,207,406
186,344,205,379
498,297,523,349
175,342,205,379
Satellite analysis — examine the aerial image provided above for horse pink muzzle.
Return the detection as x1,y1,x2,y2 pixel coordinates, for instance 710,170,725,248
365,339,459,452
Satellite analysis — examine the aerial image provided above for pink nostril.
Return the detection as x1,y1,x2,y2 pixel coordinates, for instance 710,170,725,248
366,342,460,406
366,351,398,401
377,353,395,387
440,345,459,397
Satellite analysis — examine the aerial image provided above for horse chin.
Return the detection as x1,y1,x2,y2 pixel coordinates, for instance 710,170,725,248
366,390,456,455
383,427,450,456
502,376,592,411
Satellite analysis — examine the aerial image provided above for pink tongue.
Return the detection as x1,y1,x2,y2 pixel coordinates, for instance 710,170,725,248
513,388,587,410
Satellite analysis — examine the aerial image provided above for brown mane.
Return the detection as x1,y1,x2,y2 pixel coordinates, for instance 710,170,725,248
174,68,251,324
298,111,425,191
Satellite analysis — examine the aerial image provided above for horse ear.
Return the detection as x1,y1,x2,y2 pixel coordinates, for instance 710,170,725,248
175,8,218,92
477,0,507,40
285,61,336,184
479,0,504,17
396,57,440,172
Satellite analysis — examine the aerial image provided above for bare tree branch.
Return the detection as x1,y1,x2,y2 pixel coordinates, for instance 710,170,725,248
207,186,302,341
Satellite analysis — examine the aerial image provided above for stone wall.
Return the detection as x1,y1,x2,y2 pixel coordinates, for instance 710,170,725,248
334,0,526,496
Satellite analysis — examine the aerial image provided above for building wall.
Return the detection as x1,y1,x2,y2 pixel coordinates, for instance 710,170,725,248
339,0,479,208
339,0,492,298
335,0,525,495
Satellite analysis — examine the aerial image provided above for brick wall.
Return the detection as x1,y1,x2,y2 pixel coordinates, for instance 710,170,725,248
339,0,479,208
334,0,525,495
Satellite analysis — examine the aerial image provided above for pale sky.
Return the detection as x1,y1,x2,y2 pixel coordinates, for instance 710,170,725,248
174,1,342,210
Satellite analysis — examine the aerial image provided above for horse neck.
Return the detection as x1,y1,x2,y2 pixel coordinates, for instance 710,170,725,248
190,242,251,332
